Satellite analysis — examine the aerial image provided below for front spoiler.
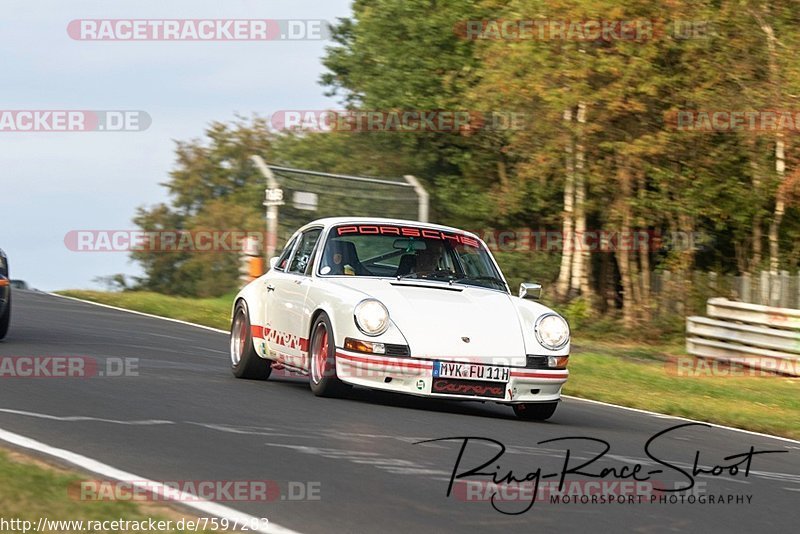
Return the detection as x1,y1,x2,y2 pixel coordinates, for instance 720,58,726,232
335,348,568,403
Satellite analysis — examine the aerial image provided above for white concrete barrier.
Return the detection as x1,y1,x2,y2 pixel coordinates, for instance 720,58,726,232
686,298,800,376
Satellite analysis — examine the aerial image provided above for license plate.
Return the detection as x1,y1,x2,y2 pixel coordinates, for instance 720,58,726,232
433,361,509,382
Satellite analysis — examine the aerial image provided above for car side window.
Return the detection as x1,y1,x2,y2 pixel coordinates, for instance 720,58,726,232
274,236,298,272
304,239,322,276
288,229,322,275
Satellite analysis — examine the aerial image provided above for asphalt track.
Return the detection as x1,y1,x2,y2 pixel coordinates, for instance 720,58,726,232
0,290,798,533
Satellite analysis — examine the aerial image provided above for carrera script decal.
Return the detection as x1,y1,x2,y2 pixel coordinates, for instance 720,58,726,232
251,325,308,352
431,378,506,399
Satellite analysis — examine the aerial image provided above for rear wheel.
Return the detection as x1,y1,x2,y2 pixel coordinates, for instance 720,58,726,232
230,302,271,380
308,313,349,397
0,293,9,340
512,402,558,421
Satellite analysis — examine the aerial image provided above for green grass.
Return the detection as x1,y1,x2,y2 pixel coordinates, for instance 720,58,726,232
58,290,234,331
565,348,800,440
58,290,800,440
0,448,216,533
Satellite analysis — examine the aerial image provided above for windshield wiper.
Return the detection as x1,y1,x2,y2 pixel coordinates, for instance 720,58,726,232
450,275,506,287
396,271,454,282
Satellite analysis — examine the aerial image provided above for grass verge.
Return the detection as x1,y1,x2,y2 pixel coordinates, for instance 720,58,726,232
58,290,800,440
566,346,799,440
57,290,233,331
0,447,217,532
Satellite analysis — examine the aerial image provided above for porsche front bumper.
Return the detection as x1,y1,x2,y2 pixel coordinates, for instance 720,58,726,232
335,348,568,403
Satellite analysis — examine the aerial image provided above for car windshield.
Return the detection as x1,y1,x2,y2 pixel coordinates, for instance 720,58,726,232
318,224,506,291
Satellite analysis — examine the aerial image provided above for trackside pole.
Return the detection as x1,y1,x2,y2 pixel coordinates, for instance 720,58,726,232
250,155,284,261
403,175,429,222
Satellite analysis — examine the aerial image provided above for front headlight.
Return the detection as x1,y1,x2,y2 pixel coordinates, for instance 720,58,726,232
354,299,390,336
534,313,570,350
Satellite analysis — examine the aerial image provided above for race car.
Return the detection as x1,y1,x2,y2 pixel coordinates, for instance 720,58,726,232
230,217,569,420
0,249,10,340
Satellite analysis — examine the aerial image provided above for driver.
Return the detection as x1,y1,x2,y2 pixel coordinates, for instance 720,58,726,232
323,240,357,275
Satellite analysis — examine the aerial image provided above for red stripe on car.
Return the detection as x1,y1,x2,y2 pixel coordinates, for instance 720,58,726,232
509,371,569,379
250,325,265,338
336,351,432,370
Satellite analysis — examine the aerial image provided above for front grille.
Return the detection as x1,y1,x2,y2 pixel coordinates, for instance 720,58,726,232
384,343,410,357
525,355,549,369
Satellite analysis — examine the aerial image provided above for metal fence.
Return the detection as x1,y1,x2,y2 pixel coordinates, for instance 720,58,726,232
730,271,800,309
686,298,800,376
646,271,800,318
249,157,429,259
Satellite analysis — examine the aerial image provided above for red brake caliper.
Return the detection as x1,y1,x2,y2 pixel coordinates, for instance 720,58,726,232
316,327,328,380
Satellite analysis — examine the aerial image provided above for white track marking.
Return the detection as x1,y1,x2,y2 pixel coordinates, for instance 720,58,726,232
0,408,174,425
47,292,800,445
3,406,796,499
48,292,228,334
0,428,302,534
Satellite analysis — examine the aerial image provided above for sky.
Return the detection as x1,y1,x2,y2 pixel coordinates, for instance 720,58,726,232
0,0,353,291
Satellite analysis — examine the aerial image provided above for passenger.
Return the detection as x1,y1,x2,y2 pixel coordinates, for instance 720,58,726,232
414,242,446,275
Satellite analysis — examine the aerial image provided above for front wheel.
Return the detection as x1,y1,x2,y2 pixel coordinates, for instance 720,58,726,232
512,402,558,421
230,302,271,380
308,313,350,397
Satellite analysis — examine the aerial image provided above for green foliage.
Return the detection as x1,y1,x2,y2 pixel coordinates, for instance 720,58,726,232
562,296,593,331
133,117,273,296
492,250,561,293
128,0,800,306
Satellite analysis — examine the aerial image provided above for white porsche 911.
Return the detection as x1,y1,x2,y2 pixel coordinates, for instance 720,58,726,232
230,217,569,420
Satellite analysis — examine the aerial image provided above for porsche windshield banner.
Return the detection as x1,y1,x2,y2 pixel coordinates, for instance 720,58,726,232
335,224,481,247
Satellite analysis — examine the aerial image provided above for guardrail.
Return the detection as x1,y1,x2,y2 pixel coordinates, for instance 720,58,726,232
686,298,800,376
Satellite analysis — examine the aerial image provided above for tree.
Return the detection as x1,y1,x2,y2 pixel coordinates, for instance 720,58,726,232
133,117,274,296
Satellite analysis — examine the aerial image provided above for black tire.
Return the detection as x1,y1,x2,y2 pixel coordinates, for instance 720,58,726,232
230,302,271,380
512,402,558,421
308,312,350,397
0,292,10,340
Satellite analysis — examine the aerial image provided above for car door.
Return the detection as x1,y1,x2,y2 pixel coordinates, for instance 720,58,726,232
261,234,298,361
266,227,322,370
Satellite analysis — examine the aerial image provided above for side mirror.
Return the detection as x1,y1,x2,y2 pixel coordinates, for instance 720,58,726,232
269,256,279,269
519,282,542,300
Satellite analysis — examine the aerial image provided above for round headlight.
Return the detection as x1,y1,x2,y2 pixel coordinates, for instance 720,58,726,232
354,299,390,336
534,313,570,350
